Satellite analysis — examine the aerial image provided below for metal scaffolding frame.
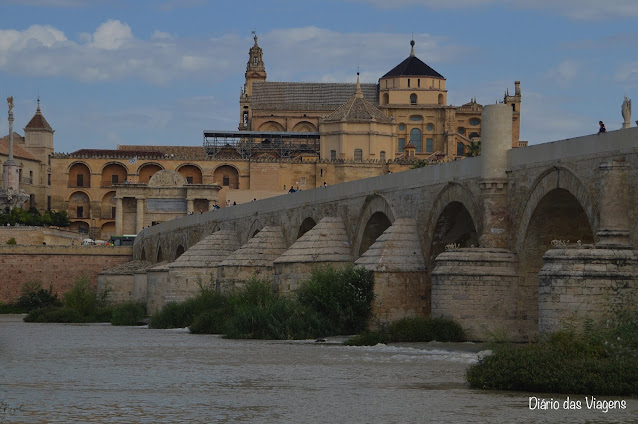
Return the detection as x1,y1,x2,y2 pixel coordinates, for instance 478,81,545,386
203,130,320,159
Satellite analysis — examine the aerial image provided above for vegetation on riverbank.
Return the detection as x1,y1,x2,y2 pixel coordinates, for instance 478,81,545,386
20,277,146,325
466,310,638,396
0,280,60,314
150,265,375,339
343,316,465,346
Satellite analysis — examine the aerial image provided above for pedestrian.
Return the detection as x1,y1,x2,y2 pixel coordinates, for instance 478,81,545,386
598,121,606,134
323,181,327,188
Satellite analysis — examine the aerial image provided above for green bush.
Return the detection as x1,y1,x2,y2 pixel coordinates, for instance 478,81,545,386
24,276,112,323
24,306,84,323
0,208,69,227
296,265,375,335
467,310,638,396
150,289,227,329
389,316,465,342
111,302,146,326
16,282,60,311
344,331,390,346
151,266,375,340
6,237,16,245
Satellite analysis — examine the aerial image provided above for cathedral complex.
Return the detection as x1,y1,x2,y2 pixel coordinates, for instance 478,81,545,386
1,36,524,241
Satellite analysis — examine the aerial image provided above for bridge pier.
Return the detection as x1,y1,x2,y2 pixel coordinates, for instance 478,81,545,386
538,247,638,334
273,217,353,295
355,219,429,327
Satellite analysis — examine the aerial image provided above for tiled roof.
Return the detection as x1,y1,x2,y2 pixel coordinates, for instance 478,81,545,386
252,82,379,111
119,145,207,160
381,55,444,79
0,139,40,161
323,87,392,124
25,106,54,132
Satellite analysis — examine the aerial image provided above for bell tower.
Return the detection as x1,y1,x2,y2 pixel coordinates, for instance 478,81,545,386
239,32,267,130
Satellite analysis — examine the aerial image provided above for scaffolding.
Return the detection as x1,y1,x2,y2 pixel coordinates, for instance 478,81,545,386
203,130,320,159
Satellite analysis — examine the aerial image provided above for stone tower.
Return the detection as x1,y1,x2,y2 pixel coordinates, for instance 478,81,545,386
239,32,267,130
23,99,54,165
504,81,522,147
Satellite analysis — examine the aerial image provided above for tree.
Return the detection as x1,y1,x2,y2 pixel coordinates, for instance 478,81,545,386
466,140,481,157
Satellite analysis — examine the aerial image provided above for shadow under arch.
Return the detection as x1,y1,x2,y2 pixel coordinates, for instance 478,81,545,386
515,165,599,254
156,246,164,262
175,245,185,260
353,194,396,259
297,217,317,239
423,182,482,269
246,219,264,243
140,247,147,261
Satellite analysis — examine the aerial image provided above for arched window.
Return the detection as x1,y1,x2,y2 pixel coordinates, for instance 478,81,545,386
410,93,417,104
380,151,386,162
354,149,363,162
409,128,422,152
458,127,466,136
330,150,336,161
382,93,389,105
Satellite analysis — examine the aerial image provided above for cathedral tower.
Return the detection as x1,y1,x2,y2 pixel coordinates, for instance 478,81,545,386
239,32,267,130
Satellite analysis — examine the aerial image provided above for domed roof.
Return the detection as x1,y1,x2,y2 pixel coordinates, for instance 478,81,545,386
381,40,444,79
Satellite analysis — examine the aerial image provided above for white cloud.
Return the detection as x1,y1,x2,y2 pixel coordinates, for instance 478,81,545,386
89,20,133,50
0,24,463,85
545,60,581,85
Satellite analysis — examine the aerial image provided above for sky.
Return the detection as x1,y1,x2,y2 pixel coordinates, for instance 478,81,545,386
0,0,637,153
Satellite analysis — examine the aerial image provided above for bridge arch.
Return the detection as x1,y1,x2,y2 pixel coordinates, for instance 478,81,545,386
353,194,396,258
246,219,264,242
516,165,598,254
424,182,482,268
297,217,317,239
175,245,185,260
515,166,597,333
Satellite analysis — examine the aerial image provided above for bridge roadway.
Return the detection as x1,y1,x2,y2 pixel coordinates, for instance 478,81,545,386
131,105,638,341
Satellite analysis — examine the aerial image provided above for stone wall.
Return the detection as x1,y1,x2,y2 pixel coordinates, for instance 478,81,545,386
0,226,85,246
0,245,132,302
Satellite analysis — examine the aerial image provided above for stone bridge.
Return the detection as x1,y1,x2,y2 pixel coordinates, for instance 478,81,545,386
125,105,638,341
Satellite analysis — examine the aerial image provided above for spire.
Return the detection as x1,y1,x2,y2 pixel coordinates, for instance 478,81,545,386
410,39,415,57
355,72,363,98
36,97,41,113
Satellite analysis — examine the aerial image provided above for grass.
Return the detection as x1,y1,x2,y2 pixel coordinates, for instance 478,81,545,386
343,316,466,346
466,309,638,396
149,265,375,340
23,276,115,323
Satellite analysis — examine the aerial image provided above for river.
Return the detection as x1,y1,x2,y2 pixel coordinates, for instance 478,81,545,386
0,315,635,423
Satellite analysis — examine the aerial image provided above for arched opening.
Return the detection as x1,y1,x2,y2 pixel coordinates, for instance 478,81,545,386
258,121,285,132
252,229,260,237
68,191,90,219
140,248,147,261
100,222,115,240
101,191,116,219
430,201,479,264
138,164,163,184
213,165,239,189
298,217,316,239
438,93,444,105
469,132,480,140
157,247,164,262
292,121,317,132
177,165,203,184
354,148,363,162
518,188,594,328
380,151,386,162
410,93,417,104
101,163,128,186
382,93,389,105
409,128,422,152
175,245,185,259
68,163,91,188
359,212,392,256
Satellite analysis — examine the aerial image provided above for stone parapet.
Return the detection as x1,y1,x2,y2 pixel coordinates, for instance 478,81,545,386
538,248,638,334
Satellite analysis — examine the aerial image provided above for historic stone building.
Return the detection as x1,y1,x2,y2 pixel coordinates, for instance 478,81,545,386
239,35,525,160
12,37,525,241
0,100,53,212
